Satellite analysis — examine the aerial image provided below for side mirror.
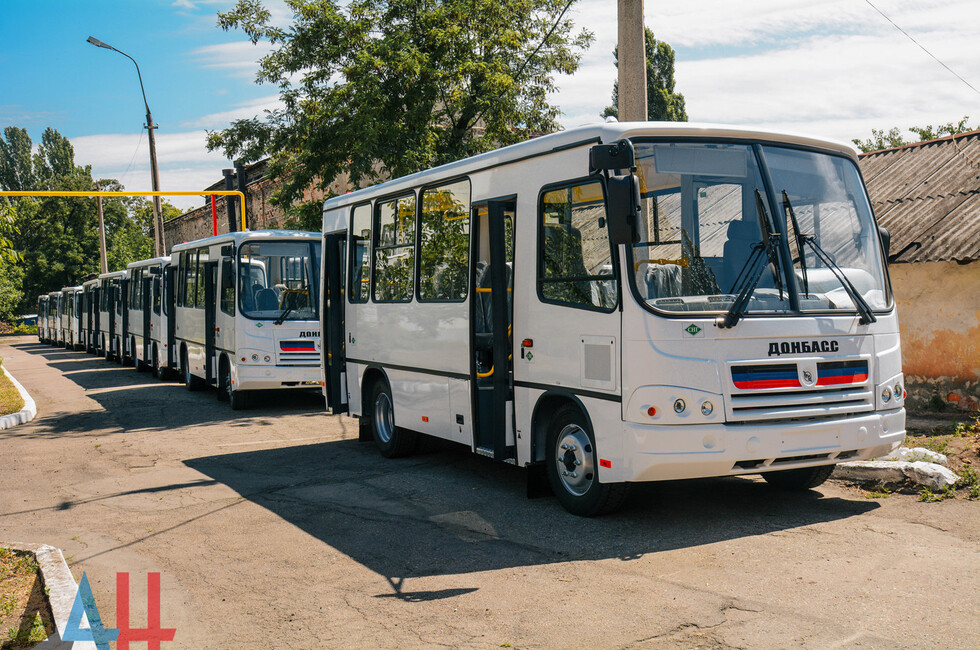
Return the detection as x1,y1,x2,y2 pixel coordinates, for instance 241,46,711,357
605,174,641,245
878,226,891,262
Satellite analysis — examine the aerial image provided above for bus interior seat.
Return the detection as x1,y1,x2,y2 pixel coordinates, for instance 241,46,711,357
722,219,759,292
637,262,682,300
473,261,512,353
543,224,593,305
255,288,279,311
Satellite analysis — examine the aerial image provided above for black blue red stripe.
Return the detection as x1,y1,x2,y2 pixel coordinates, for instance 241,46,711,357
816,360,868,386
280,341,316,352
732,364,799,389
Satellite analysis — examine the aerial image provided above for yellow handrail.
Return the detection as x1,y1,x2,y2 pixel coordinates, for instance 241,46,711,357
0,190,248,232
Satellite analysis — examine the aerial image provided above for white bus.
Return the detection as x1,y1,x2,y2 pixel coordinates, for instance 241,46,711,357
319,122,906,516
97,270,127,361
125,256,174,377
171,230,322,409
46,291,62,346
61,286,84,350
37,295,50,344
81,278,100,354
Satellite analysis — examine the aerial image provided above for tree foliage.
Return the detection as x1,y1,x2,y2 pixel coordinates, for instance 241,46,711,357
0,126,167,316
207,0,594,206
601,26,687,122
852,116,977,153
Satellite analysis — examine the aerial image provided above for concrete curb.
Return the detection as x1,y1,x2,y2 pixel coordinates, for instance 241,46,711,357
5,541,94,649
0,364,37,430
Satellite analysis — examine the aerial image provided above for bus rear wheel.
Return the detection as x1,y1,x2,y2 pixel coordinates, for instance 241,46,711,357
369,380,416,458
545,405,629,517
133,338,147,372
762,465,836,490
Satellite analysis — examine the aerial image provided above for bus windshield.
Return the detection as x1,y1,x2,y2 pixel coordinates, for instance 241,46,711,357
238,240,320,321
626,141,889,316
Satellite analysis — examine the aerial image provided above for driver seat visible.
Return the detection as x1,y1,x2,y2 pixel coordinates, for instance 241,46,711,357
255,288,279,311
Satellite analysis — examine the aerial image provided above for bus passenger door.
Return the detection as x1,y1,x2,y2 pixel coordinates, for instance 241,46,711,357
165,266,177,368
142,275,152,363
204,261,218,385
471,199,515,461
322,232,348,413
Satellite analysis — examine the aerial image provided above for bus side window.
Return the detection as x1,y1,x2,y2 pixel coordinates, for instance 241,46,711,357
538,180,618,311
373,193,416,302
349,203,372,303
196,247,210,308
419,179,470,301
220,258,235,315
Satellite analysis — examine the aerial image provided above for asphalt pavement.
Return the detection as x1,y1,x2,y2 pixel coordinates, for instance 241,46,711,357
1,335,978,648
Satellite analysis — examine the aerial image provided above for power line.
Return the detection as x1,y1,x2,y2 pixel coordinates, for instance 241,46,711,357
864,0,980,97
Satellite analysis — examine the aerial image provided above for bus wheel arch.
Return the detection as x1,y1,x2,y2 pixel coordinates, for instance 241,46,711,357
362,368,416,458
533,392,629,517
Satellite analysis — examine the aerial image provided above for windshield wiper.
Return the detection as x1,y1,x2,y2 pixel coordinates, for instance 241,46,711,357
717,191,782,329
782,190,809,296
273,303,294,325
781,192,876,325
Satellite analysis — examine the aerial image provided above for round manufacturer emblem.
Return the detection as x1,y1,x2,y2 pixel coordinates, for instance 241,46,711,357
799,366,817,387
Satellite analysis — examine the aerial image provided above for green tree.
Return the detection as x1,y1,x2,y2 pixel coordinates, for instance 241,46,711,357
207,0,594,206
601,26,687,122
852,116,977,153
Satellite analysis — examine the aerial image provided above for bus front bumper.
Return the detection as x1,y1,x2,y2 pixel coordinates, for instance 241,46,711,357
619,409,905,483
233,364,321,392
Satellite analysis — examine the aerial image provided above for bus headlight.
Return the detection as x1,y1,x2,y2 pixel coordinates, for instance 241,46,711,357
893,383,903,400
673,398,686,414
264,355,272,363
881,388,891,403
700,400,714,416
251,354,259,362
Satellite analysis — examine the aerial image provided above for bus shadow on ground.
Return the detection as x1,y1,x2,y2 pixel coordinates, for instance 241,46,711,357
185,437,878,601
6,342,325,438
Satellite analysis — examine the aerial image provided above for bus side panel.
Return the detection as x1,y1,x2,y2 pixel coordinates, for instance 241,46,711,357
387,369,460,442
347,362,365,417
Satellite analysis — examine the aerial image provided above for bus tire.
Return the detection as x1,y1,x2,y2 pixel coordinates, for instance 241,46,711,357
221,364,249,411
133,338,147,372
151,345,163,379
545,404,629,517
369,379,416,458
762,464,835,490
182,349,205,392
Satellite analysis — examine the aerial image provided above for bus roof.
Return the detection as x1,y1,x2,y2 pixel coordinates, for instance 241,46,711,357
169,229,319,253
60,286,82,293
321,121,859,217
82,278,100,288
98,270,127,281
126,255,171,271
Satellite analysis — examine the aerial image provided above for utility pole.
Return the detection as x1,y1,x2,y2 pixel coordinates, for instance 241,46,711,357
617,0,648,122
96,197,108,274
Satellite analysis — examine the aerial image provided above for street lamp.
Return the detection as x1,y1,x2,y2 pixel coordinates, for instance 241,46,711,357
87,36,165,256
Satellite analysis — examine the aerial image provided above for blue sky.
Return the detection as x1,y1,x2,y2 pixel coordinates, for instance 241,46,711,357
2,0,978,210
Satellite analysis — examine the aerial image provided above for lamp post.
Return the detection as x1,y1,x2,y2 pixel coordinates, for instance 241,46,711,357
87,36,165,256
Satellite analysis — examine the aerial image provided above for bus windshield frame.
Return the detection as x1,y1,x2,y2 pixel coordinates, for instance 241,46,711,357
237,239,321,322
623,138,891,320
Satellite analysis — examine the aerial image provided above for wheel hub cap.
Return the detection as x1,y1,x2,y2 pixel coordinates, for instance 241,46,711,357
555,424,594,496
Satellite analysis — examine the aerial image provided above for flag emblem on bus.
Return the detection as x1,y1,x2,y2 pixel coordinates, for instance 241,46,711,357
732,360,868,390
280,340,317,352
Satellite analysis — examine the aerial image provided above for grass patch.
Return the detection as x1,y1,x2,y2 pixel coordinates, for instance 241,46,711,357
0,359,24,418
0,548,54,649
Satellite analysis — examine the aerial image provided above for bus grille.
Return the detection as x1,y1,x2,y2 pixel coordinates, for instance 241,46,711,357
277,340,320,366
727,359,873,423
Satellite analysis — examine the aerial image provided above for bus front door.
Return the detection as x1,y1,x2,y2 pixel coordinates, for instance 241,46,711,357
322,232,348,413
142,275,152,364
471,199,515,461
165,266,177,369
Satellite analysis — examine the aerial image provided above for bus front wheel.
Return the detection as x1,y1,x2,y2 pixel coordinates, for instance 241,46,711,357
545,405,629,517
219,358,249,410
369,380,416,458
762,465,836,490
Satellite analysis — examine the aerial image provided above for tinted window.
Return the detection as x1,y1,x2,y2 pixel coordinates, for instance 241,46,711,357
419,180,470,301
373,194,416,302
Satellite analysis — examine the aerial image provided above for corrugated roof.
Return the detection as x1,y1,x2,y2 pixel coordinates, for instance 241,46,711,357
859,130,980,263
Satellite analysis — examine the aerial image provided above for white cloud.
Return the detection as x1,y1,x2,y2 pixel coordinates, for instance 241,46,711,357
188,40,274,78
181,94,284,129
554,0,980,142
71,131,233,210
